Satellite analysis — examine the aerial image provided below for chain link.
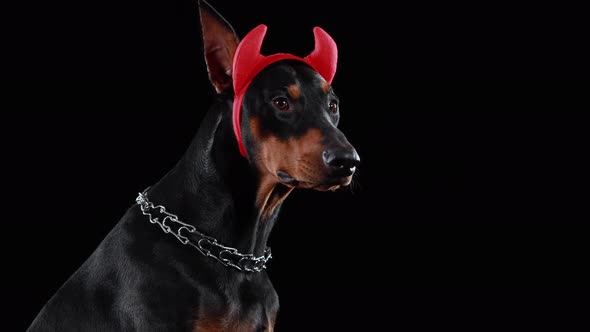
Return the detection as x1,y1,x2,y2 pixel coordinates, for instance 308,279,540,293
136,189,271,273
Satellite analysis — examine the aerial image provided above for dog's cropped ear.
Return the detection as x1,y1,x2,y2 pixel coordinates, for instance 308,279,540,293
199,0,240,93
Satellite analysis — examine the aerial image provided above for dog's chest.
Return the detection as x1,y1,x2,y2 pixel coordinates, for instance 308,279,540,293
192,306,277,332
191,279,278,332
192,312,276,332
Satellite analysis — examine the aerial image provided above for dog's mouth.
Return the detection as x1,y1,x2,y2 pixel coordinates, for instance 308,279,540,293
277,171,298,185
277,171,352,192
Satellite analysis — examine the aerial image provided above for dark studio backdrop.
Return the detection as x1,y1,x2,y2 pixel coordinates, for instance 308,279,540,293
4,0,589,330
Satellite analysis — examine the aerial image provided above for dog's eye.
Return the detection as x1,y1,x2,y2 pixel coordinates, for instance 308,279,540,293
329,100,338,114
272,97,290,111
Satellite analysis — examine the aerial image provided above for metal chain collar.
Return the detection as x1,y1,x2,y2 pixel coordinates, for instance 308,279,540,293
135,189,271,273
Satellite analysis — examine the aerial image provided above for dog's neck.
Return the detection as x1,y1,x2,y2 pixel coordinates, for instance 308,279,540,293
145,95,292,257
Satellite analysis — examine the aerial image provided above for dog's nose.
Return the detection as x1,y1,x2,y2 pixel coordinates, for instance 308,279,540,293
323,147,360,175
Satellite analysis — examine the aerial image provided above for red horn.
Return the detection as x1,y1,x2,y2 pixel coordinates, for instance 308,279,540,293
304,27,338,84
232,24,267,95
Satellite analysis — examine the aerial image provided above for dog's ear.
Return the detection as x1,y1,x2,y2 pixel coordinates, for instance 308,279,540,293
199,0,240,93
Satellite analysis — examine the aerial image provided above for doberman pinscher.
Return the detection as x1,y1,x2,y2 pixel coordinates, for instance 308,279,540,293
27,1,359,331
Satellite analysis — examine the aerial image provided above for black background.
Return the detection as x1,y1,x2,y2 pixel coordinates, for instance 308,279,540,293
4,0,589,330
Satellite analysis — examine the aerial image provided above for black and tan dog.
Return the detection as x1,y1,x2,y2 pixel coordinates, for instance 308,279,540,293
28,1,358,331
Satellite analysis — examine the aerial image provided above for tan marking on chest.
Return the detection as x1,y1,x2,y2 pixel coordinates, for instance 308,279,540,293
193,314,275,332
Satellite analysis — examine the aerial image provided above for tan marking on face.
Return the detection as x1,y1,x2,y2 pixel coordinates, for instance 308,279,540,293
249,116,294,219
256,175,294,221
252,129,327,218
287,84,301,99
257,128,324,182
250,116,262,140
320,80,331,94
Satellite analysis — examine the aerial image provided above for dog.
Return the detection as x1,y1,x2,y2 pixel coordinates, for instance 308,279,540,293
27,1,359,330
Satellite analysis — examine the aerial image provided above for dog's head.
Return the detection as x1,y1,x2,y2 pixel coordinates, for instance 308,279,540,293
200,1,359,191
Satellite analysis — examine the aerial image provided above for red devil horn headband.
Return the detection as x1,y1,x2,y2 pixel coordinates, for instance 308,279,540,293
232,24,338,157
